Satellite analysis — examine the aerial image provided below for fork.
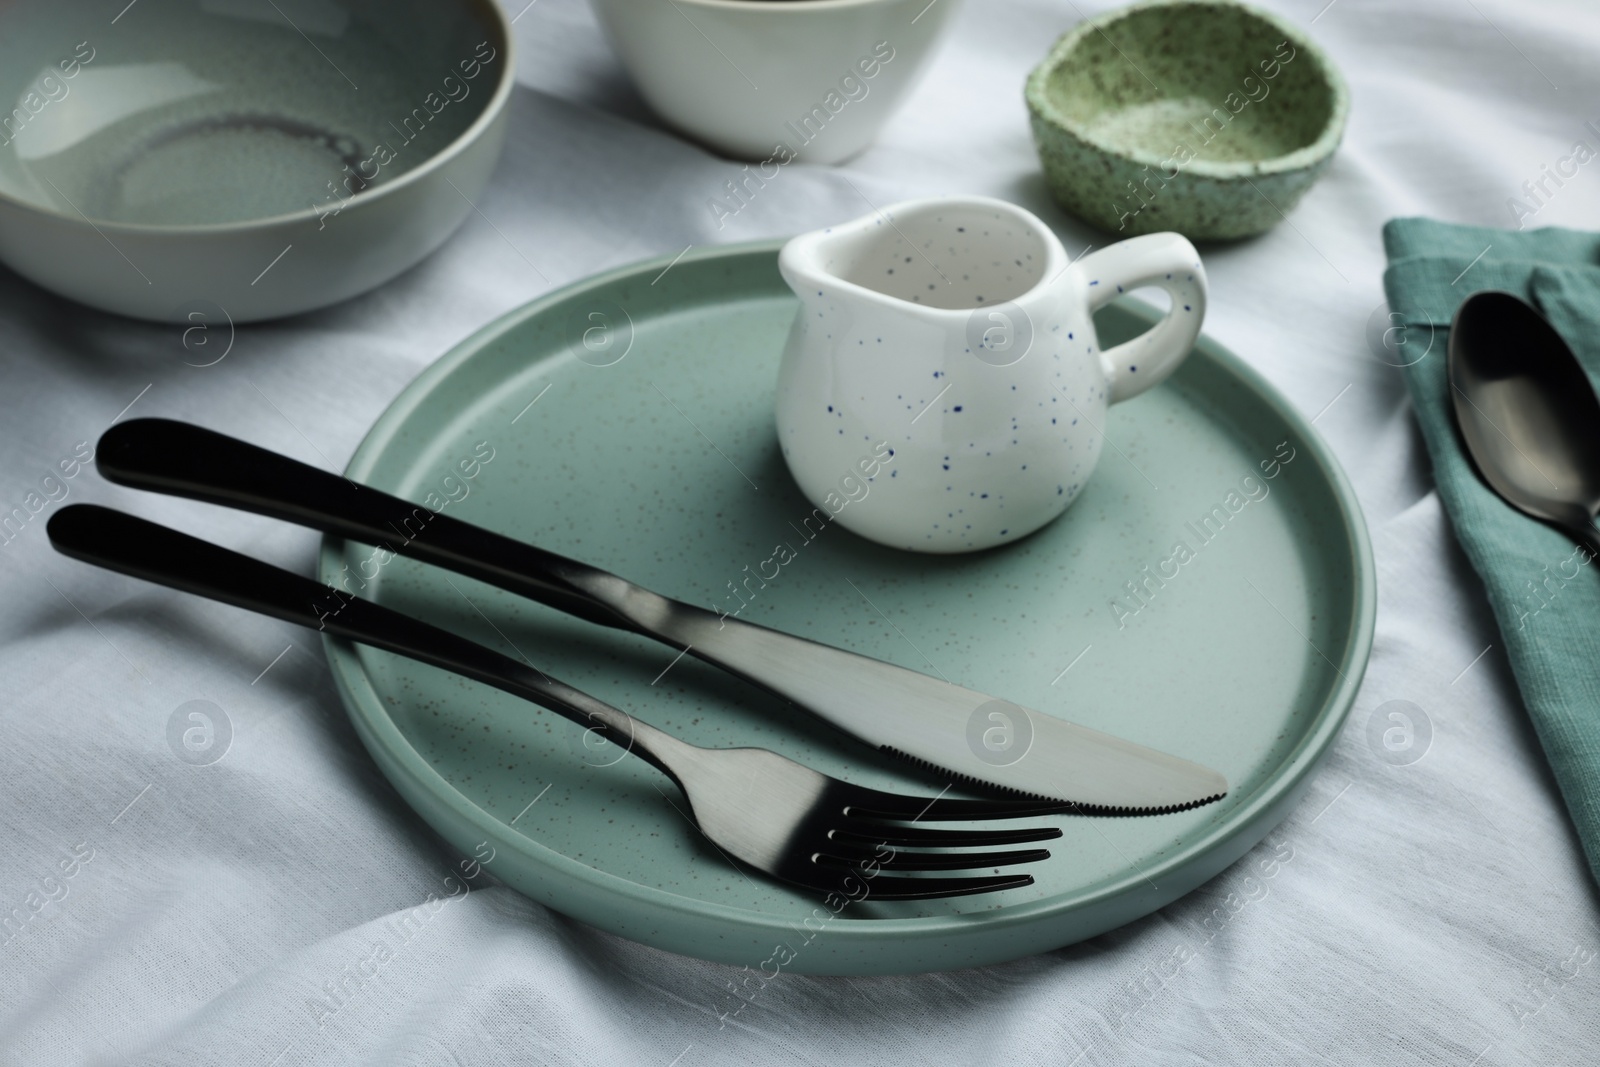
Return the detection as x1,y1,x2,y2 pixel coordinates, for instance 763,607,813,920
49,504,1072,900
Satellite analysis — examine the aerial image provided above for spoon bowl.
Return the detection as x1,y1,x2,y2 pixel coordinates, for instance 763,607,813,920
1448,290,1600,546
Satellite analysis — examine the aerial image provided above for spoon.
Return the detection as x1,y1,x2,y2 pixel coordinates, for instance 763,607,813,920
1448,290,1600,554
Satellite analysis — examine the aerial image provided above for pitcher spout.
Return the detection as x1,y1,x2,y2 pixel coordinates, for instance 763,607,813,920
777,221,866,306
778,196,1068,316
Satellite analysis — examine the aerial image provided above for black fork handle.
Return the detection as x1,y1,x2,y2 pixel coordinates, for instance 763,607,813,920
45,505,675,778
95,419,636,633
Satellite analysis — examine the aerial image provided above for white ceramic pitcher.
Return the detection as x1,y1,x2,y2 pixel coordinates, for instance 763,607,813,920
775,196,1207,553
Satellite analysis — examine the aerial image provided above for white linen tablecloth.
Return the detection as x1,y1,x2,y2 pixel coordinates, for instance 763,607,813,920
4,0,1599,1062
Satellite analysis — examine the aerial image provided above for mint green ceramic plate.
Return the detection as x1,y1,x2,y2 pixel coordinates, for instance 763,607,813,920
320,241,1374,975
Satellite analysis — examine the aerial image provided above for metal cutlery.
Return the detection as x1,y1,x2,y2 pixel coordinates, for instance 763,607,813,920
1449,290,1600,556
92,418,1228,812
48,504,1076,900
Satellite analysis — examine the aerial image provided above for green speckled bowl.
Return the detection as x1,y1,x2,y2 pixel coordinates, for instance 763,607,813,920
1025,0,1348,240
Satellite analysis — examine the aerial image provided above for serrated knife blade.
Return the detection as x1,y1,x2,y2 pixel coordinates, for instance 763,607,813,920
585,576,1229,812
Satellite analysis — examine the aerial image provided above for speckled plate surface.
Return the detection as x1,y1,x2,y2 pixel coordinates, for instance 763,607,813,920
320,241,1374,975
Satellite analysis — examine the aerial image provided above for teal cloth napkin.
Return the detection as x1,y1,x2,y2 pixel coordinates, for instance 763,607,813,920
1384,217,1600,887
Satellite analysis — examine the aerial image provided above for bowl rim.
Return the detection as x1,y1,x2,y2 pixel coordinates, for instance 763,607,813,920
1024,0,1349,180
0,0,515,235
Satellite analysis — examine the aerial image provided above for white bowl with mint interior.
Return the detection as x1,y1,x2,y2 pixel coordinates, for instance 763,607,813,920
0,0,513,323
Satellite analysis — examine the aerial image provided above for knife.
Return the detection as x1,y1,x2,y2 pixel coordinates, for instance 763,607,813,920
94,419,1228,813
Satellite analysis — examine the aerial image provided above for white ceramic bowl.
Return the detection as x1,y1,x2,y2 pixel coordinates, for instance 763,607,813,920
0,0,513,323
589,0,961,165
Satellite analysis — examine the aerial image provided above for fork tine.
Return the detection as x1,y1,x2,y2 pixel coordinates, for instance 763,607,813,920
829,824,1061,847
816,848,1052,872
843,873,1038,900
784,781,1060,899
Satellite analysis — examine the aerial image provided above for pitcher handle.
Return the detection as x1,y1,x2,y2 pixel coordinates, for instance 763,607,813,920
1074,233,1207,404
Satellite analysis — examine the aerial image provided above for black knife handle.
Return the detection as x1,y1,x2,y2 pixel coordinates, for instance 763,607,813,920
45,504,672,776
95,418,636,633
